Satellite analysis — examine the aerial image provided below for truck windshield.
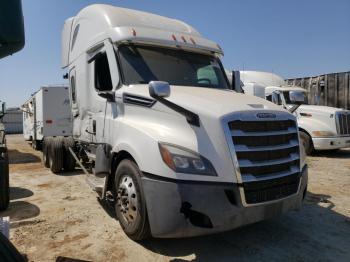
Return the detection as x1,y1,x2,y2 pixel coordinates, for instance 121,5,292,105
283,91,308,104
117,45,229,89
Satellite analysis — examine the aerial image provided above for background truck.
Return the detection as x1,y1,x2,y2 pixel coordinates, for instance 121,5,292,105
44,4,308,240
22,86,75,172
22,86,72,150
239,71,350,154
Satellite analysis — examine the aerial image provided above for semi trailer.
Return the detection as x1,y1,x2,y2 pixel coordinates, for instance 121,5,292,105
22,86,72,150
43,4,308,240
240,71,350,154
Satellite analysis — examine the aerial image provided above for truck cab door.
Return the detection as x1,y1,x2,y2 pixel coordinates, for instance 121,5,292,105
88,40,120,144
69,68,81,137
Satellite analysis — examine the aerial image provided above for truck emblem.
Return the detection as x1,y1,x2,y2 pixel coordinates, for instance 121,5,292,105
256,113,276,119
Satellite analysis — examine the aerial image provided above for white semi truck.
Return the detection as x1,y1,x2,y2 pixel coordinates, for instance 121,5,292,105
240,71,350,154
43,4,308,240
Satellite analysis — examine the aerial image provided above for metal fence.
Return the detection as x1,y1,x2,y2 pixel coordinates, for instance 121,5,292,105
286,71,350,110
2,107,23,134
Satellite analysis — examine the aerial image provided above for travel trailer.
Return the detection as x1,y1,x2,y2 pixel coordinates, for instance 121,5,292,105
240,71,350,154
43,5,308,240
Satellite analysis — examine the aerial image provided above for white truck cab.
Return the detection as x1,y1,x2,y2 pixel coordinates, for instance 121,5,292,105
240,71,350,154
45,5,308,240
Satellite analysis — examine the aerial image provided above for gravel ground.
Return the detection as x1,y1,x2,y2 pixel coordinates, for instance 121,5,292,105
1,134,349,262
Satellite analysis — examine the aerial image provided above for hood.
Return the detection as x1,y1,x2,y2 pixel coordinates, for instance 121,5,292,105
298,105,346,114
125,84,286,117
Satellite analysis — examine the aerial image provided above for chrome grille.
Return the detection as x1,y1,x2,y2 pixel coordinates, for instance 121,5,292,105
336,111,350,135
225,111,300,205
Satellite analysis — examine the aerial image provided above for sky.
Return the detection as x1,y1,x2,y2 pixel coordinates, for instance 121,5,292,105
0,0,349,107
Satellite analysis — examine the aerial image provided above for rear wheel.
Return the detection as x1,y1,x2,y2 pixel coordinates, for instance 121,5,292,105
42,137,52,168
48,137,64,173
114,160,150,241
299,131,314,155
63,137,76,172
32,140,42,151
0,152,9,211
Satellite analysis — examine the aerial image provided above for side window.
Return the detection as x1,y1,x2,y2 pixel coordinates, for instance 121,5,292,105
266,95,272,101
197,65,219,86
94,53,113,91
70,76,76,104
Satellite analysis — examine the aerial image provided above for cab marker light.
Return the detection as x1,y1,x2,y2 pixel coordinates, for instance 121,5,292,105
190,37,196,45
181,36,187,43
171,34,177,41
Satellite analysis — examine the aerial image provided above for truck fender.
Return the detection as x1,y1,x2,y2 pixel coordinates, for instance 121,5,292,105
95,144,112,176
298,117,333,135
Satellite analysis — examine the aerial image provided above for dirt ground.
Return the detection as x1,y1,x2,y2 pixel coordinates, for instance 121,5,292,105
1,134,349,262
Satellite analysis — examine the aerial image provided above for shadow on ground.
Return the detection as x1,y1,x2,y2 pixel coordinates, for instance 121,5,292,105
312,149,350,159
138,191,349,262
55,168,86,177
10,187,34,201
8,149,41,164
0,201,40,222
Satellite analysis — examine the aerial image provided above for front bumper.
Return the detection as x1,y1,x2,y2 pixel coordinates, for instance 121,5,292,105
312,136,350,150
141,166,308,238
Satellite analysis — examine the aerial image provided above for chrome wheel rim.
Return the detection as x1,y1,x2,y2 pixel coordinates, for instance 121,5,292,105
117,175,139,224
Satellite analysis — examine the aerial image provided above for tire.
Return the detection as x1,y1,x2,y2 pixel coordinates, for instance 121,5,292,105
0,153,9,211
0,232,26,262
42,137,52,168
299,131,314,155
114,159,150,241
48,137,64,173
63,137,76,172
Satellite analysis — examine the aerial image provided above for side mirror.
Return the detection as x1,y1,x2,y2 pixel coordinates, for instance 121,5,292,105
149,81,170,98
0,103,6,116
232,71,243,93
289,91,305,104
0,0,25,59
271,91,282,105
289,91,305,113
98,91,115,102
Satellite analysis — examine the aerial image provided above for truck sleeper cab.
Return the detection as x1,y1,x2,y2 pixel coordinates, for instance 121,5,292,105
51,4,308,240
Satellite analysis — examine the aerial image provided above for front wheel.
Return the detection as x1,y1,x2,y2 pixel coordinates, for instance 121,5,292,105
114,159,150,241
299,131,314,155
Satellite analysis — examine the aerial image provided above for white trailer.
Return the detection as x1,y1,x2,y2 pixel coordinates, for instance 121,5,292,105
43,4,308,240
22,86,72,150
239,71,350,154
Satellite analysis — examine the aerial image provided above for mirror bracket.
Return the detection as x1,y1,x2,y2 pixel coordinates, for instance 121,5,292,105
98,91,115,102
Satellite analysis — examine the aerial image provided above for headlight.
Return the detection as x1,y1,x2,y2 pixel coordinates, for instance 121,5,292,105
159,143,217,176
312,131,335,137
